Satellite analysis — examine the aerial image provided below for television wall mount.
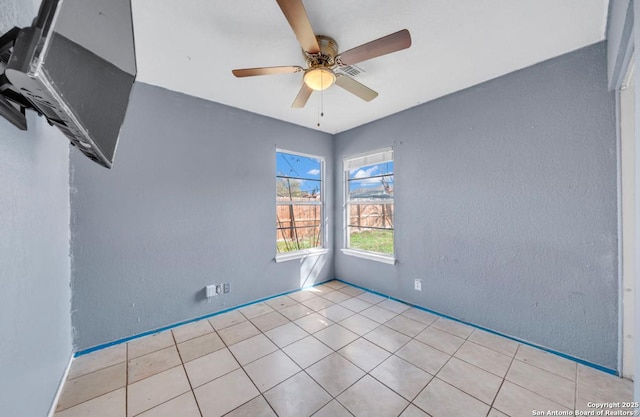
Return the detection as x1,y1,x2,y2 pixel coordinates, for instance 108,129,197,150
0,0,137,169
0,27,33,130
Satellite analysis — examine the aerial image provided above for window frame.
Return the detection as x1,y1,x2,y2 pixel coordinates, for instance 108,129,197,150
342,147,396,265
275,149,328,262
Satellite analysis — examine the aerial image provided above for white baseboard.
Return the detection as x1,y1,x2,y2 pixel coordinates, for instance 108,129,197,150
47,352,74,417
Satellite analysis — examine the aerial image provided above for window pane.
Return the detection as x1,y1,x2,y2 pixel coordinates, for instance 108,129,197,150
276,151,323,254
276,152,322,201
276,177,321,201
348,161,393,180
348,203,394,230
348,227,394,255
276,204,322,253
344,151,394,257
347,160,393,201
348,174,393,200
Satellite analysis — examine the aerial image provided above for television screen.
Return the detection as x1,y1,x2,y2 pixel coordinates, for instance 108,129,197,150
4,0,136,168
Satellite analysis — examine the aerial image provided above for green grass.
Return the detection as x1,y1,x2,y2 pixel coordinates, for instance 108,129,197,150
277,238,320,253
349,229,394,254
277,229,394,254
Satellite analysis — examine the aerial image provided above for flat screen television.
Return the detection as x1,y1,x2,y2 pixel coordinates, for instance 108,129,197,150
4,0,136,168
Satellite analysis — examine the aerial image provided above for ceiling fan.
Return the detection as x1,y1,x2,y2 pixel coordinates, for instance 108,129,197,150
232,0,412,108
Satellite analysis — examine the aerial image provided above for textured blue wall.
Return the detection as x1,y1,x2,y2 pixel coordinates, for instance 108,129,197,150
71,43,618,369
70,83,334,350
0,3,72,416
335,42,618,369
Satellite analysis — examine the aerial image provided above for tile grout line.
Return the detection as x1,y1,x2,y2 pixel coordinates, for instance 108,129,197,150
408,320,488,416
223,307,282,417
125,342,129,417
276,287,400,415
128,354,200,414
54,383,126,414
452,339,513,378
497,373,577,413
412,318,582,395
273,332,335,407
171,327,205,417
394,311,540,415
246,292,369,415
326,300,425,415
498,351,578,411
335,279,619,377
301,318,368,409
367,324,429,404
574,361,578,411
51,358,129,415
488,342,521,416
177,330,245,415
359,316,427,415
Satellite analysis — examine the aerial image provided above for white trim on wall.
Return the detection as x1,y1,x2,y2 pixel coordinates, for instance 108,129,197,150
619,58,635,379
46,353,74,417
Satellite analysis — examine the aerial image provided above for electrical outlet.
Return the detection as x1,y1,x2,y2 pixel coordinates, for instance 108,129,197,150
205,285,216,298
215,284,223,295
414,279,422,291
223,283,230,293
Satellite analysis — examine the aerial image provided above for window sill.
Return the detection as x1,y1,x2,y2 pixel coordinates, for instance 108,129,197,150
340,249,397,265
275,248,330,263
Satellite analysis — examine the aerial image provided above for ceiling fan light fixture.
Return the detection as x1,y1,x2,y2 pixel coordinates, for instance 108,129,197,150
304,67,336,91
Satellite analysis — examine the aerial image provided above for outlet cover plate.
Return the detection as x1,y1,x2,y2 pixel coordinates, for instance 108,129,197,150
206,285,216,297
414,279,422,291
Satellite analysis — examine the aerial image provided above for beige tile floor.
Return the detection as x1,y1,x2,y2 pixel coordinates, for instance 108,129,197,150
54,280,634,417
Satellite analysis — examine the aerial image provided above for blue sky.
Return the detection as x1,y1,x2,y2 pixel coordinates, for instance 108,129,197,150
349,161,394,195
276,152,321,193
276,152,394,194
276,152,320,179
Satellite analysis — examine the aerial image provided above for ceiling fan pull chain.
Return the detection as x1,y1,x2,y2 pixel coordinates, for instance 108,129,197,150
321,75,324,117
317,77,325,127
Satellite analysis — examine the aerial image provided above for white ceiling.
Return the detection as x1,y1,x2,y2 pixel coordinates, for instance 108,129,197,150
132,0,609,134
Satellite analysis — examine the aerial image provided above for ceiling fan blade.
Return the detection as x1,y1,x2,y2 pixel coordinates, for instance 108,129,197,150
292,83,313,108
232,66,303,77
335,75,378,102
338,29,411,66
275,0,320,53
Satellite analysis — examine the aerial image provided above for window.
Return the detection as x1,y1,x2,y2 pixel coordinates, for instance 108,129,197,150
276,151,324,257
344,148,395,263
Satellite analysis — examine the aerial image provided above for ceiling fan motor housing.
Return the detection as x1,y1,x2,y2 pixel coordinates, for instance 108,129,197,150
304,35,338,68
